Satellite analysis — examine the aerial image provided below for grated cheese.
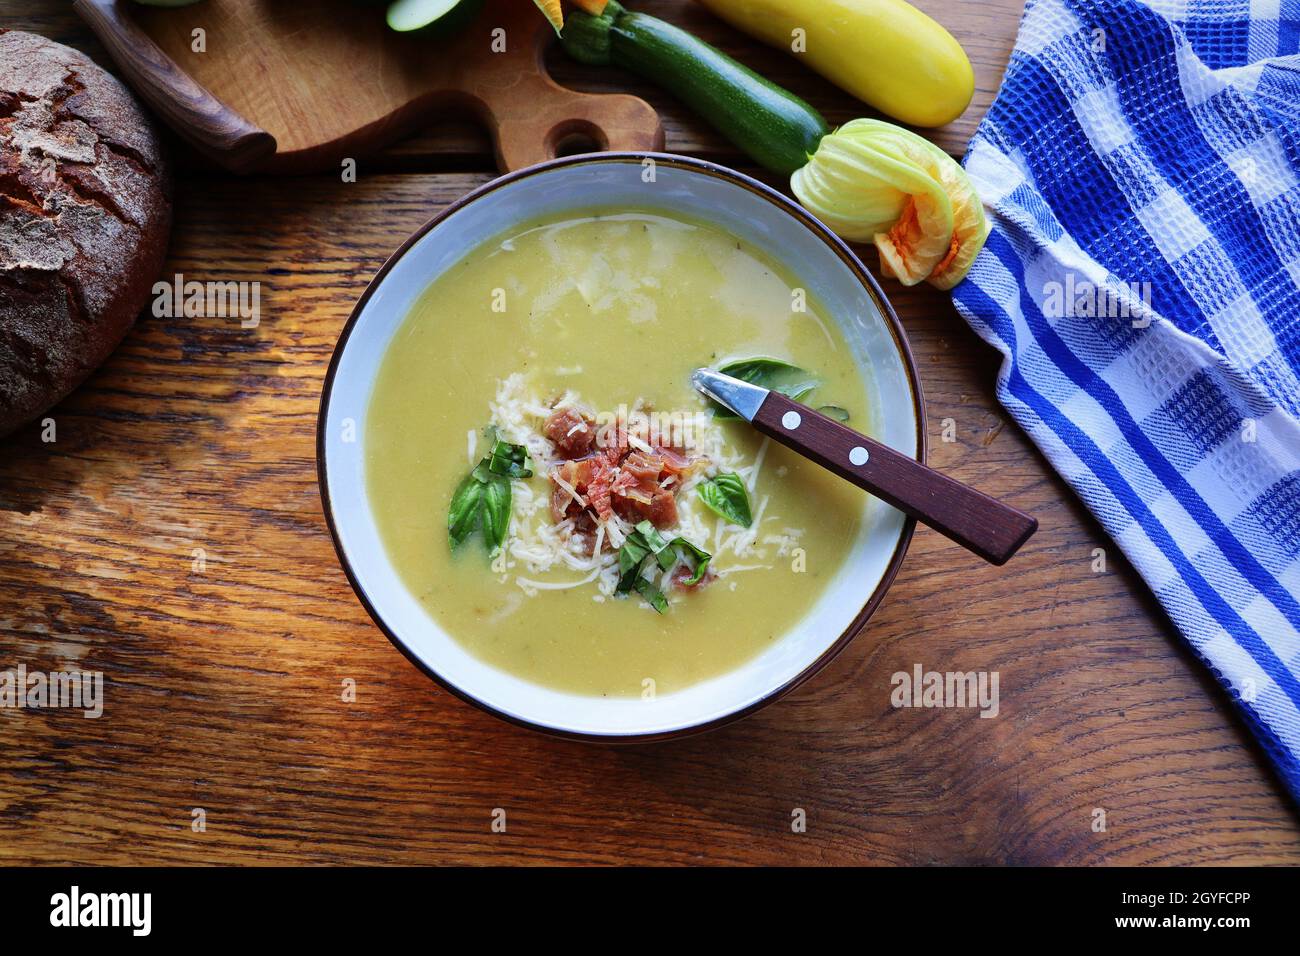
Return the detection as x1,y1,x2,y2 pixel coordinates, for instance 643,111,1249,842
549,467,587,509
745,437,770,493
517,568,601,594
625,432,654,454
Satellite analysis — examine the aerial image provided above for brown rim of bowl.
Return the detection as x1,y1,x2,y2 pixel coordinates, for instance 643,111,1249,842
316,151,926,744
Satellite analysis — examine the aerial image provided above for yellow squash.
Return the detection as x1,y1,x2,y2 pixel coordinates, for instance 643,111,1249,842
695,0,974,127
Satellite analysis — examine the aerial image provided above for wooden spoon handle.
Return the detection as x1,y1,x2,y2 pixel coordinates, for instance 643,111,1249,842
74,0,277,172
752,391,1038,565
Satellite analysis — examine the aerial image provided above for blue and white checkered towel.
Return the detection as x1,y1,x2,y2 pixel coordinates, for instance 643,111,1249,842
951,0,1300,800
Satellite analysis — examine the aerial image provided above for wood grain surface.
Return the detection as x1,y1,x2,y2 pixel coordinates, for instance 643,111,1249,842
3,0,1299,865
87,0,663,173
73,0,278,172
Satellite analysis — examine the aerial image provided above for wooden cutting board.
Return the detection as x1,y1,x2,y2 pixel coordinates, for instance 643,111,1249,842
74,0,664,173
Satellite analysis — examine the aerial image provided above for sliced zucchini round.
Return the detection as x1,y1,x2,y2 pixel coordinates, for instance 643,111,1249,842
387,0,484,35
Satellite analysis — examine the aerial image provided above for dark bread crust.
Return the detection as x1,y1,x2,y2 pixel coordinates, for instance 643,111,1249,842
0,29,171,436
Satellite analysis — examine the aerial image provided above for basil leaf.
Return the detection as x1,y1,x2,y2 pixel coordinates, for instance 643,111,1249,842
615,532,652,594
634,576,669,614
633,520,677,569
618,536,649,578
697,472,753,527
447,473,485,550
818,405,850,422
670,538,712,586
711,358,818,420
616,566,641,595
479,477,512,553
617,531,712,603
634,520,668,551
449,426,533,557
487,437,532,479
619,528,674,599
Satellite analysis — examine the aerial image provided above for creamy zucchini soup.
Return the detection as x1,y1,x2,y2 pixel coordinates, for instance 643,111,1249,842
366,210,873,696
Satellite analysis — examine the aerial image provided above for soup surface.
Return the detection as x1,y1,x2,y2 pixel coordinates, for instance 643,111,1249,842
366,210,874,696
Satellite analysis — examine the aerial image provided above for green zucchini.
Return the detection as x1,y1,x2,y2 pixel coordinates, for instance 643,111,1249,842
561,1,828,176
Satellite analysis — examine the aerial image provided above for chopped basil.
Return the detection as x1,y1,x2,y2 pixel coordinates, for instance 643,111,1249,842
634,520,667,550
616,566,641,595
818,405,850,422
711,358,818,420
447,431,530,556
634,576,669,613
633,520,677,570
619,535,649,575
671,538,712,586
486,433,532,479
615,523,713,612
697,472,753,528
616,527,656,595
616,534,650,593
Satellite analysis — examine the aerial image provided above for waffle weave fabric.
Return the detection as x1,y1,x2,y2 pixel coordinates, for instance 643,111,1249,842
951,0,1300,800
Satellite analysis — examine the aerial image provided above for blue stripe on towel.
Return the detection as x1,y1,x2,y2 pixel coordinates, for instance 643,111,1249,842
953,3,1300,795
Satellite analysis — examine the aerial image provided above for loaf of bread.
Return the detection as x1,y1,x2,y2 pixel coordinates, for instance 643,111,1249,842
0,29,171,436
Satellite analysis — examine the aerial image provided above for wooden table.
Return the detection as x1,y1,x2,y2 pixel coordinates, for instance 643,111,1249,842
3,0,1297,866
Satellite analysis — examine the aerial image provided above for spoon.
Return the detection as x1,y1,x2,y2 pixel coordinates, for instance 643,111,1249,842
692,368,1038,565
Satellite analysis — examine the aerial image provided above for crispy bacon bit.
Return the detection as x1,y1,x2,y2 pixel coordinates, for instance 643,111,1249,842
568,510,600,554
549,453,616,525
550,485,572,525
616,450,664,487
615,487,679,529
602,422,629,461
585,455,616,523
549,458,592,523
657,446,690,475
610,451,679,528
544,407,595,459
545,404,704,545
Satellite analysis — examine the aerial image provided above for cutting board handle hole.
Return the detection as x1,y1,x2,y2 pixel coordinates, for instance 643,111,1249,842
547,120,608,160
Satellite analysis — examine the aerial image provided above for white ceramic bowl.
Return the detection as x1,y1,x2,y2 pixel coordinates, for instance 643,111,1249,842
318,153,924,741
